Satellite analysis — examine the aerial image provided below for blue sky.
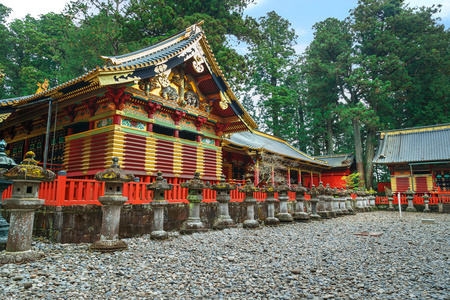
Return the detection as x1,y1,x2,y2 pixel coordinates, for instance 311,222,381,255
241,0,450,54
3,0,449,55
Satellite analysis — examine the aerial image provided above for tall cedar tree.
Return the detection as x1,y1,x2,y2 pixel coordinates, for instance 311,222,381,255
246,11,297,138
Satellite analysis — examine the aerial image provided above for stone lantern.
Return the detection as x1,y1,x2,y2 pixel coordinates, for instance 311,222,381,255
0,140,16,250
308,185,321,221
422,193,430,212
405,187,416,212
210,174,237,230
291,183,310,222
387,190,395,211
316,181,326,216
90,157,135,252
325,184,336,218
180,172,210,234
338,188,349,215
275,180,293,222
355,187,365,212
0,151,55,264
344,186,356,214
146,171,173,240
332,187,342,216
260,181,280,226
368,188,376,209
239,177,260,229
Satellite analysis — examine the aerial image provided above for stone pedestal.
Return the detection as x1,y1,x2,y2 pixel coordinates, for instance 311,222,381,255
151,201,169,240
423,194,430,213
355,189,366,212
317,183,333,219
292,184,310,222
211,175,237,230
240,178,260,229
91,158,134,252
388,193,395,211
180,172,209,234
0,179,13,250
261,183,280,226
405,188,416,212
91,195,128,252
0,140,15,250
308,185,321,221
275,180,293,222
147,171,173,240
0,151,55,264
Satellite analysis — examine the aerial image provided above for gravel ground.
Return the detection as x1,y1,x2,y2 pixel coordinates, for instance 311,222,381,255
0,211,449,300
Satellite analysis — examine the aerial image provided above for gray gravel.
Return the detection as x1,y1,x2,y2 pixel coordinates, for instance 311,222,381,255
1,211,449,300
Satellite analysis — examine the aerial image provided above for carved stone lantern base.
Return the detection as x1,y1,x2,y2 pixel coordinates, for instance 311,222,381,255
406,206,417,212
276,212,293,222
0,249,44,265
180,222,208,235
90,240,128,252
212,216,237,230
264,216,280,226
243,219,260,229
151,201,169,240
292,212,310,222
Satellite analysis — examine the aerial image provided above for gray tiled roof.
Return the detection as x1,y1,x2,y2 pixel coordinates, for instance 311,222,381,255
313,153,354,168
373,124,450,164
226,131,328,167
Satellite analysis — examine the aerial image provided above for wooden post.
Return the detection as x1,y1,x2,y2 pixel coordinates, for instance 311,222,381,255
55,171,67,206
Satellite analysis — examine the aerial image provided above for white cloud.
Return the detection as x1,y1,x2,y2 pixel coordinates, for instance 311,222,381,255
3,0,67,22
293,43,308,55
246,0,270,11
405,0,450,19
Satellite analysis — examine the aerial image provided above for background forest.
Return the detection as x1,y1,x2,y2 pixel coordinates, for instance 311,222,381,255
0,0,449,188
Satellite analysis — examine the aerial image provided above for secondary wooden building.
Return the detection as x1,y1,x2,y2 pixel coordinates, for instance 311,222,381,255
373,124,450,194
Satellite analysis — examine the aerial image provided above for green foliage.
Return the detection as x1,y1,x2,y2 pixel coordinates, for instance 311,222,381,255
246,11,297,138
341,172,364,190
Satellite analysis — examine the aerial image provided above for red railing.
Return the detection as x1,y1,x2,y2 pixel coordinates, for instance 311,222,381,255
375,195,449,205
2,174,446,207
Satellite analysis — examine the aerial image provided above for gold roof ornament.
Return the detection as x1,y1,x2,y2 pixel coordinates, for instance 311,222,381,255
35,79,49,94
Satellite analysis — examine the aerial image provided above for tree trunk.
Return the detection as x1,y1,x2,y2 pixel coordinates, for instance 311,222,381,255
270,76,280,136
326,118,333,155
352,119,365,184
364,128,376,189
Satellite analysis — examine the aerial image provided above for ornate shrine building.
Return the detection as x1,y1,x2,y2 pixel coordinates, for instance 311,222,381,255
222,131,330,187
373,124,450,194
0,22,257,182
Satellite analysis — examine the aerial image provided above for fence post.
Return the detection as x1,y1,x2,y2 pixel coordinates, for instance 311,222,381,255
55,171,67,206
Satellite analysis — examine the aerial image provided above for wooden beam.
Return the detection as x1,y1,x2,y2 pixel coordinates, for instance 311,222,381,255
194,74,212,84
206,93,220,100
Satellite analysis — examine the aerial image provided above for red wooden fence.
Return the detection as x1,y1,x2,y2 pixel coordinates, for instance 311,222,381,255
1,173,447,206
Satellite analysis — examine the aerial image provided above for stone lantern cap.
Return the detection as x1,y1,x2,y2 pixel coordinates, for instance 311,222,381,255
405,187,414,196
210,174,236,192
180,171,210,190
238,178,260,194
146,170,173,192
277,180,291,194
0,140,16,170
1,151,55,182
308,184,318,198
260,180,277,193
291,183,306,193
325,183,333,196
317,182,325,195
94,157,135,183
422,193,430,201
356,187,366,197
